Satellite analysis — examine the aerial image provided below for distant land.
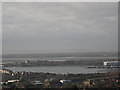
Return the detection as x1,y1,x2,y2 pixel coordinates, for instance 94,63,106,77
2,52,118,58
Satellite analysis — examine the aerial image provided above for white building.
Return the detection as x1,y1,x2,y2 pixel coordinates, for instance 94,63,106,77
103,61,109,66
103,61,120,67
60,80,71,84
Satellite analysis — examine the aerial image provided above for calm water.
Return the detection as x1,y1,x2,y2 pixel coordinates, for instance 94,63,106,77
5,66,107,74
3,56,118,74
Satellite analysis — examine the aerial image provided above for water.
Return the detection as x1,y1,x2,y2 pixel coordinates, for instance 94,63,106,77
5,66,106,74
3,55,118,74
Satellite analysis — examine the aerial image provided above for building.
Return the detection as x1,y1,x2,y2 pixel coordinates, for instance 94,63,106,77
60,80,71,84
103,61,120,67
0,68,13,74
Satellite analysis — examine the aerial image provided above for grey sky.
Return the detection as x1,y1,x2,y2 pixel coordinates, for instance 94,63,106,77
2,2,118,54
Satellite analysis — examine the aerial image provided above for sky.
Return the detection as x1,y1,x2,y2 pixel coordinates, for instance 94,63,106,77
1,0,119,2
2,2,118,54
0,3,1,38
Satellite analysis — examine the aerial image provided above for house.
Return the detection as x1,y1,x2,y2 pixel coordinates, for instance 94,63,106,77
60,80,71,84
7,79,19,84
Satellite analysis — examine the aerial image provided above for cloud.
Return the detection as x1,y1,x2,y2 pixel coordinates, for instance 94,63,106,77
2,2,118,53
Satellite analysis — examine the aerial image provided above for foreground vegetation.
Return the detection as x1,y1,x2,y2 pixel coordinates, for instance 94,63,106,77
1,69,119,89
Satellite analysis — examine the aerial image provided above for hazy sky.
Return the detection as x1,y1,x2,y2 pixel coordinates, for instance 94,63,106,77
2,2,118,54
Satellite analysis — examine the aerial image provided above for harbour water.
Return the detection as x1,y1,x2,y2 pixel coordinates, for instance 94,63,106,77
5,66,109,74
3,55,118,74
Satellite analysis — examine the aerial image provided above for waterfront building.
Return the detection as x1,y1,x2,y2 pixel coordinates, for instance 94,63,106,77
103,61,120,67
